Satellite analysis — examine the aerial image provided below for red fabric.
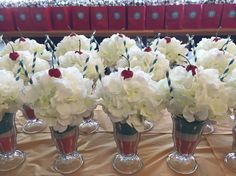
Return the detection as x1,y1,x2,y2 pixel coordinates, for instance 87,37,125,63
51,6,71,30
71,6,90,30
221,4,236,28
201,4,223,29
183,4,202,29
127,6,146,30
90,6,108,30
31,7,52,31
146,6,165,29
165,5,184,29
13,7,33,31
0,8,15,31
108,6,126,30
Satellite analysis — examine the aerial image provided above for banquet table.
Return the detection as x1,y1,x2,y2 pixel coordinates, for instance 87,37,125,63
2,108,236,176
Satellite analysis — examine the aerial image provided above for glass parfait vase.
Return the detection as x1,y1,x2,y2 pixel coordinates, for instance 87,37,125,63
167,116,206,174
22,104,47,134
0,112,25,171
79,111,99,135
50,125,84,174
112,121,143,175
224,113,236,172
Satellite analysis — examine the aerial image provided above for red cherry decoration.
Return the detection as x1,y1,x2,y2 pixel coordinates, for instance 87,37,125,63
19,37,26,42
48,68,61,78
121,69,133,80
186,65,197,76
164,36,171,43
144,47,152,52
213,37,221,42
9,52,19,61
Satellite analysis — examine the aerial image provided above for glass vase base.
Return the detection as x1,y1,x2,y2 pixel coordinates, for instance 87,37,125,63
23,119,47,134
112,154,143,175
53,151,84,174
202,123,214,135
0,150,25,171
224,152,236,172
167,151,198,175
143,119,154,132
79,119,99,135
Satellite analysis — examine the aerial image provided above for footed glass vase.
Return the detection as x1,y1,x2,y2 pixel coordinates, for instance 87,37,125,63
79,112,99,135
167,116,206,174
50,126,84,174
22,105,47,134
224,117,236,172
112,122,143,175
0,112,25,171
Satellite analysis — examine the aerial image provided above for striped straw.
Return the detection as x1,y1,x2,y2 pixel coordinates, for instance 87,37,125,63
45,35,56,50
95,64,102,81
82,56,90,78
186,34,197,62
19,60,33,84
90,30,97,51
15,60,22,81
221,35,231,52
166,71,173,98
31,52,37,74
123,40,130,68
148,56,158,73
154,33,161,52
220,58,235,82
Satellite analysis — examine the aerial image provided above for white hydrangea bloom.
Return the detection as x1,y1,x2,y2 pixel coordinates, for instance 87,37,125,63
98,33,136,68
196,37,236,55
150,37,188,66
0,69,23,121
160,66,228,122
55,34,96,57
0,38,46,57
59,50,104,81
95,68,166,124
0,51,50,83
22,67,96,132
196,48,236,75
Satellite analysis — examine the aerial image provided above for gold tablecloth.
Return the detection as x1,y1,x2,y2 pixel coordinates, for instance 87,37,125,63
2,109,236,176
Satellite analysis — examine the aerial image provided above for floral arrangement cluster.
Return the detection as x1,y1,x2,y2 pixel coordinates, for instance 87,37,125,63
1,32,236,131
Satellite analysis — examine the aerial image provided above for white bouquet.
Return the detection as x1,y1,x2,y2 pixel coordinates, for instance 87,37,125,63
117,46,170,81
59,50,104,81
95,67,166,124
99,33,136,68
0,37,46,57
55,34,96,57
22,67,97,132
196,48,236,75
0,51,49,83
0,69,23,120
158,66,228,122
150,37,188,66
196,37,236,55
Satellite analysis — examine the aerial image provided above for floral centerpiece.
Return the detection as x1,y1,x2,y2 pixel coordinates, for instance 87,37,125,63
59,50,104,81
55,34,97,57
22,66,96,132
150,36,188,67
117,46,170,81
95,66,165,174
159,65,228,174
98,33,136,68
0,37,49,61
0,69,25,171
195,36,236,55
59,49,104,134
